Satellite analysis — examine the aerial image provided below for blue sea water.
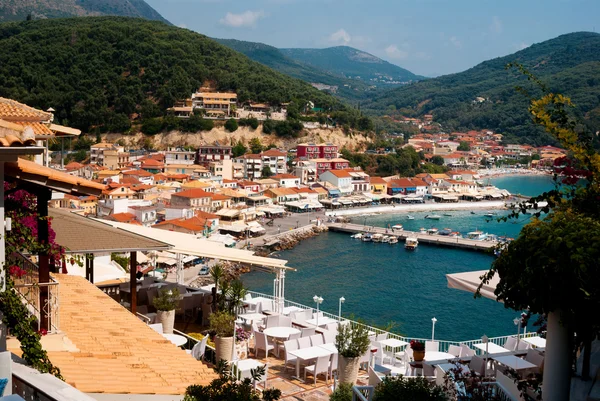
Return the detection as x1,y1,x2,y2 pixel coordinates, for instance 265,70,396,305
242,175,556,342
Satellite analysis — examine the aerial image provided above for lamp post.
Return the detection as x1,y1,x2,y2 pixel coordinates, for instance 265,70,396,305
482,334,489,377
513,317,521,349
338,296,345,321
431,317,437,341
313,295,323,326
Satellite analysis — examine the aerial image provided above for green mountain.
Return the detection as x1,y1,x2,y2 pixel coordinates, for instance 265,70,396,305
366,32,600,145
280,46,426,85
0,17,347,133
0,0,169,24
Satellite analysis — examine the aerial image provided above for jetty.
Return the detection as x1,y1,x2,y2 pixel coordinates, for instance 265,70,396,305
327,222,497,252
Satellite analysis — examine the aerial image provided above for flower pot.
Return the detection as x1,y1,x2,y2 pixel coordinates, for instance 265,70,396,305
338,356,361,385
215,336,235,363
156,309,175,334
413,350,425,362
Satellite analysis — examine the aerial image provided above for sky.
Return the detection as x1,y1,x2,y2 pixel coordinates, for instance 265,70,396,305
145,0,600,77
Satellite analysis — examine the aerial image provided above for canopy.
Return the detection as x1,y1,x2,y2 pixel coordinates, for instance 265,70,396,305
446,270,501,302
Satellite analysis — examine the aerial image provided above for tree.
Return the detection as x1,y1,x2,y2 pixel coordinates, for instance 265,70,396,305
249,138,263,154
141,118,163,135
457,141,471,151
431,155,445,165
225,118,238,132
232,141,247,158
261,166,273,178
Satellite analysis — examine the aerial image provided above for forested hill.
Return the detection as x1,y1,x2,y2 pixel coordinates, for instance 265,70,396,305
0,0,169,24
365,32,600,145
0,17,344,133
280,46,426,85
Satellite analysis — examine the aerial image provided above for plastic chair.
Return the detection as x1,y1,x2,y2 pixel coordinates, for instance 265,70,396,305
304,355,330,386
460,344,475,357
469,355,486,376
291,310,306,323
323,330,336,344
504,336,518,351
254,331,275,358
376,333,388,342
425,341,439,352
279,316,292,328
283,340,299,371
298,337,311,349
265,315,280,328
326,322,338,332
448,345,462,357
289,331,301,340
301,327,316,338
309,334,324,346
329,352,338,378
372,341,392,365
516,340,531,350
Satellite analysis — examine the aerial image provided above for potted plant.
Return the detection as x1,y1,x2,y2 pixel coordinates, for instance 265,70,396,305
410,340,425,362
210,310,235,363
335,322,371,384
152,288,180,334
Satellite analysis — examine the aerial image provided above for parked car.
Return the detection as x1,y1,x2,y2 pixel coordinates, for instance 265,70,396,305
198,265,210,276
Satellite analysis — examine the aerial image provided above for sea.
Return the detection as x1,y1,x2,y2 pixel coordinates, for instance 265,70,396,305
242,175,556,342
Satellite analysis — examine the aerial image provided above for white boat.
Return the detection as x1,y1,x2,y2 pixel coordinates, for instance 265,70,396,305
405,237,419,250
389,236,399,244
372,234,384,243
351,233,363,239
466,231,488,240
381,235,390,243
407,215,415,220
419,227,427,234
427,228,439,235
362,233,373,242
425,214,442,220
484,213,495,218
392,224,403,230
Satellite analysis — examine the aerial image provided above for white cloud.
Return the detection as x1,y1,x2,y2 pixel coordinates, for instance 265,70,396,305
219,10,265,28
385,44,409,60
328,29,352,45
449,36,462,49
490,16,503,34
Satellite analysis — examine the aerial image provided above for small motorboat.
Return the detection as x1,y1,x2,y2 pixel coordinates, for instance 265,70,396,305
381,235,390,243
351,233,363,239
466,231,488,240
439,228,452,236
372,233,384,243
419,227,427,234
484,213,495,218
427,228,439,235
443,213,452,217
425,214,442,220
362,233,373,242
392,224,403,231
388,236,399,244
471,211,476,215
405,237,419,250
407,215,415,220
449,231,462,238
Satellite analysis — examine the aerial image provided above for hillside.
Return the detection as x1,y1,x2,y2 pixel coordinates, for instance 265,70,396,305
280,46,426,85
0,17,347,133
0,0,169,23
366,32,600,145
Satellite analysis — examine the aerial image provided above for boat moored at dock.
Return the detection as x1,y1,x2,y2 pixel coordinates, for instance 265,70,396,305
427,228,439,235
466,231,488,240
392,224,404,230
405,237,419,250
372,233,384,243
362,233,373,242
425,214,442,220
388,236,399,244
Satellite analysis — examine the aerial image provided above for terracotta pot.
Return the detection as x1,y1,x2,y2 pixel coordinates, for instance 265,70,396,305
215,336,235,363
413,350,425,362
338,356,361,385
156,309,175,334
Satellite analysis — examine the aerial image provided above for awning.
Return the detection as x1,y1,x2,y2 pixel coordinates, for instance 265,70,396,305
490,193,502,198
446,270,500,302
328,189,341,195
216,209,241,218
338,199,353,205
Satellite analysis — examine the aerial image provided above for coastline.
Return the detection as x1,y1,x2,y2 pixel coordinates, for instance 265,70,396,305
324,200,507,217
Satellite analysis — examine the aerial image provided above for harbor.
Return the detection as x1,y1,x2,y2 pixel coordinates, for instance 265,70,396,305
327,222,498,252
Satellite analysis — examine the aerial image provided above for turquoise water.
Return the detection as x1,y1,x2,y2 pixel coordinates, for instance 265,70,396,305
242,175,555,342
489,174,555,197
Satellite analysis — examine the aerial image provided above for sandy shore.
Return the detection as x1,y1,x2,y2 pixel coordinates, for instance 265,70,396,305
477,168,549,178
324,200,507,217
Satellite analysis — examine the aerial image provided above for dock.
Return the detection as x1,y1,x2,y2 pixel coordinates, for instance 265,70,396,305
326,223,497,252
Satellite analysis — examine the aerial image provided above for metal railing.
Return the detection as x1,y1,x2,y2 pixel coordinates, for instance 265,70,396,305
352,386,374,401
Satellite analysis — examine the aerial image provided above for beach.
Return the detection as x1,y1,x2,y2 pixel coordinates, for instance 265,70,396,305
325,200,508,217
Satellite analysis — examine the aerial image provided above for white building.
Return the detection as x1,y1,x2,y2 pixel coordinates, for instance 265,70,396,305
165,149,196,165
319,170,353,195
272,174,301,188
260,149,287,175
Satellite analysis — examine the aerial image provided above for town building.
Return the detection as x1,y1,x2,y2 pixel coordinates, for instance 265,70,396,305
261,149,287,175
90,142,125,166
319,170,353,196
311,158,350,176
103,148,130,170
294,160,317,185
165,149,196,165
296,143,338,160
170,189,213,213
370,176,388,194
191,91,237,117
271,173,301,188
234,154,262,180
196,143,232,166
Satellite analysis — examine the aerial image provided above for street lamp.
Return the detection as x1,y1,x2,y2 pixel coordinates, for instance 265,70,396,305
431,317,437,341
481,334,489,377
277,224,281,234
313,295,323,326
338,296,345,321
513,317,521,348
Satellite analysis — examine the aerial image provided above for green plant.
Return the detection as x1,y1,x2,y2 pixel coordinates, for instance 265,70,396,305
329,383,353,401
335,321,370,358
111,253,129,271
225,118,239,132
209,311,235,338
375,376,448,401
152,288,180,312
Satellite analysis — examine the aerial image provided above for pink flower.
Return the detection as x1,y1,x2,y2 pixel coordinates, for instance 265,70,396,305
37,328,48,336
8,265,27,279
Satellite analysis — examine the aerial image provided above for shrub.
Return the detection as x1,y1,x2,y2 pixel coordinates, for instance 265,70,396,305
335,322,370,358
374,376,448,401
225,118,239,132
141,117,163,135
209,311,235,337
152,288,180,311
330,383,353,401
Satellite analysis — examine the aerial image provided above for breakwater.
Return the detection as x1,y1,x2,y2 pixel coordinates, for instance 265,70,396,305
252,224,328,256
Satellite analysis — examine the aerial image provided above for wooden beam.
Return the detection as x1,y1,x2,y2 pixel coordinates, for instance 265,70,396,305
85,254,94,283
37,189,50,331
129,251,137,315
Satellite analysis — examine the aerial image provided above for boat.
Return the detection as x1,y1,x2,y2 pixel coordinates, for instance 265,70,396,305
351,233,363,239
443,213,452,217
381,235,390,243
425,214,442,220
466,231,488,240
419,227,427,234
449,231,462,238
484,213,495,218
471,211,476,215
372,233,384,243
388,236,399,244
407,215,415,220
427,228,439,235
362,233,373,242
405,237,419,250
439,228,452,236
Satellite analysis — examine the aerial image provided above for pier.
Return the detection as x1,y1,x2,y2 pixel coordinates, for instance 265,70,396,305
327,222,497,252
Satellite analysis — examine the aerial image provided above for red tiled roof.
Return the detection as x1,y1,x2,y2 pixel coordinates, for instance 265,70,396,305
122,169,153,177
109,213,138,223
172,189,212,199
261,149,286,157
272,173,298,180
326,170,351,178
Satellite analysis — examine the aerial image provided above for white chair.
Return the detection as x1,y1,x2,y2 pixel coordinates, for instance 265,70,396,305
516,340,531,350
323,330,336,344
283,339,299,371
254,331,275,358
265,315,280,328
524,349,544,374
304,309,313,321
310,334,324,346
448,345,462,357
460,344,475,357
425,341,439,352
376,333,388,342
313,312,324,320
329,352,338,379
304,355,330,386
289,331,301,340
187,336,208,361
326,322,338,332
298,337,311,349
301,327,316,338
291,311,306,323
469,355,486,376
504,336,518,351
233,359,268,390
372,341,393,365
279,316,292,328
149,323,163,333
359,349,371,370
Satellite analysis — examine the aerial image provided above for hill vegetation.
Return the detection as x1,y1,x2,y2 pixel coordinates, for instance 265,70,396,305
0,17,367,135
365,32,600,145
0,0,169,23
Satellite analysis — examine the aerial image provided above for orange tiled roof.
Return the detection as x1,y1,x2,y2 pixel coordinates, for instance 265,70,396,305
153,216,211,231
326,170,351,178
12,121,53,136
43,274,216,394
0,97,52,121
369,177,387,184
172,189,212,199
108,212,138,223
272,173,298,180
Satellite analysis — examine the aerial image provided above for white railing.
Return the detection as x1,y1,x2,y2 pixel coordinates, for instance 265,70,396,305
14,280,60,333
352,385,374,401
247,290,540,352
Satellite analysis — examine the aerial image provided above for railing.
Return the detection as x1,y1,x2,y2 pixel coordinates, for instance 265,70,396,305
247,291,540,353
352,385,374,401
97,282,121,302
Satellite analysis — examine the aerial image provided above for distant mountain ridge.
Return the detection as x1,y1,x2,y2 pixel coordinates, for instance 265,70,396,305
0,0,170,24
280,46,426,85
365,32,600,145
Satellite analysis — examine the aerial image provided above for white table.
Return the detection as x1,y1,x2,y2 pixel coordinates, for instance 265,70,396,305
305,317,338,327
473,342,512,354
523,336,546,349
318,343,338,353
287,346,333,378
380,339,409,348
493,355,538,370
423,351,456,362
238,313,266,324
162,333,187,347
232,359,267,387
282,306,303,315
263,327,300,339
